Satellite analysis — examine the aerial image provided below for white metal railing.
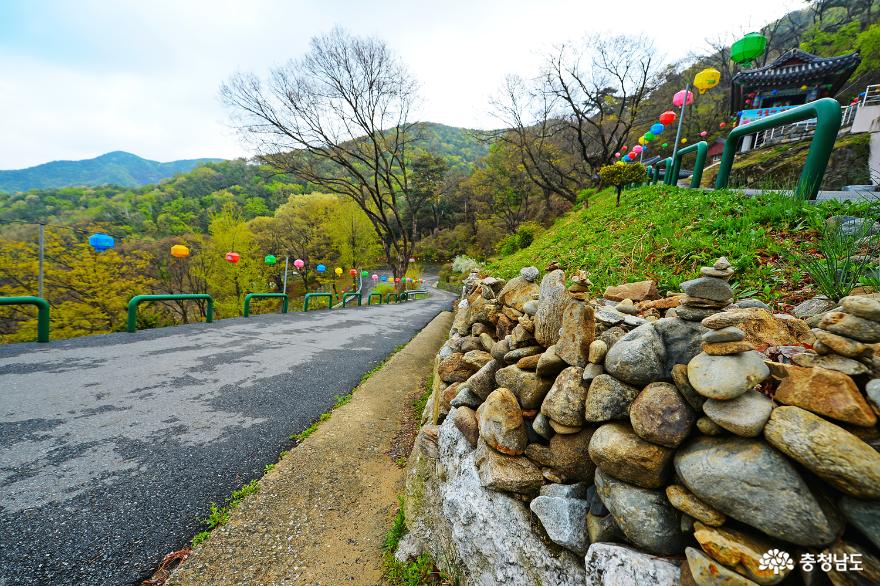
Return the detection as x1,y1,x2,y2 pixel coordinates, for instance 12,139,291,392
862,84,880,106
748,83,878,150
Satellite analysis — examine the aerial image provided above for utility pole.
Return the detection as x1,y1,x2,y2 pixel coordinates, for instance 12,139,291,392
38,223,45,299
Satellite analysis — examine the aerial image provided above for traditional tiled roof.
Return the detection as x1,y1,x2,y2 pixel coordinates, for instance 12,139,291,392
732,49,860,88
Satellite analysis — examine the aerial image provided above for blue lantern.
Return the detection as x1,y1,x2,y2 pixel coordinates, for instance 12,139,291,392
316,264,326,273
771,89,778,95
88,233,115,252
650,123,664,135
380,275,388,282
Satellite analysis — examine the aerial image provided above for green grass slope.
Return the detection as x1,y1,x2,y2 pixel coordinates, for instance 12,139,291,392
489,185,869,304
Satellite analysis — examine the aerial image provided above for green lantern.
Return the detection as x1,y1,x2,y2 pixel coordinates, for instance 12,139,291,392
731,33,767,67
661,142,668,148
264,255,277,265
361,270,369,277
644,131,655,142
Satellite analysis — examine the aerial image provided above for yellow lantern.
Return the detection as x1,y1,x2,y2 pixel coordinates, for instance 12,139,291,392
693,67,721,94
334,267,343,277
171,244,190,258
681,138,688,144
638,136,646,145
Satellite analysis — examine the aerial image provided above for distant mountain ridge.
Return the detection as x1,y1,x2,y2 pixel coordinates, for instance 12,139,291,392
0,151,225,192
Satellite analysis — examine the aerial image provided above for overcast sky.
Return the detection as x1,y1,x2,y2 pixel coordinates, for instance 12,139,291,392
0,0,800,169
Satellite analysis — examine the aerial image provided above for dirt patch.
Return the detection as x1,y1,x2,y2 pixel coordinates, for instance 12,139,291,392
166,311,453,586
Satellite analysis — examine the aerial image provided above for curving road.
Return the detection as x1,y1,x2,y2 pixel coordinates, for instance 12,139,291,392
0,287,454,586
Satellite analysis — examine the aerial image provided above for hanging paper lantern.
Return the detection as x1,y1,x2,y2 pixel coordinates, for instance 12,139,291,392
264,254,277,265
394,277,401,283
719,122,727,129
334,267,343,276
638,136,646,145
361,270,369,277
170,244,190,258
349,268,358,277
680,138,688,144
409,257,416,263
293,258,305,269
730,32,767,66
88,233,115,252
644,131,656,142
316,264,326,273
661,142,668,148
800,84,808,91
672,90,694,108
615,152,621,158
659,111,676,125
632,145,643,155
699,131,708,137
225,251,240,264
693,68,721,94
621,145,628,151
650,123,665,135
371,274,379,281
380,275,388,282
771,89,779,95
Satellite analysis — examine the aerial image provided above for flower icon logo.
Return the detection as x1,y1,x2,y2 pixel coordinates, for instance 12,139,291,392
758,549,795,575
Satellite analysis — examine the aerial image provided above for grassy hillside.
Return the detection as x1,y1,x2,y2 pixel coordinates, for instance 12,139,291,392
489,185,871,305
0,151,224,192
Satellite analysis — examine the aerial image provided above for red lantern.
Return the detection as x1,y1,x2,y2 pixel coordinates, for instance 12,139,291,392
349,268,357,276
719,122,727,128
621,145,628,151
394,277,401,283
659,111,676,125
225,251,240,264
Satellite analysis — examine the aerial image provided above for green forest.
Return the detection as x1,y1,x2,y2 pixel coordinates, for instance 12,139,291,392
1,0,879,344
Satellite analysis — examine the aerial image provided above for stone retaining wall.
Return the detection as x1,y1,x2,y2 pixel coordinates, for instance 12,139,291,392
402,259,880,585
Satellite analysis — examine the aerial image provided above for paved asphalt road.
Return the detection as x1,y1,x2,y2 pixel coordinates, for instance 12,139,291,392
0,288,455,586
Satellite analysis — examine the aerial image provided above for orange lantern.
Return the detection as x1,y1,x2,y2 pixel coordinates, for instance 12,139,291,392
171,245,190,258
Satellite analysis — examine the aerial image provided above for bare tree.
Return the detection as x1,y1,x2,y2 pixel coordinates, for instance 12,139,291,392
221,28,418,280
492,35,663,205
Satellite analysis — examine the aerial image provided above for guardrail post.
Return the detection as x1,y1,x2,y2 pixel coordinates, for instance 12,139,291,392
368,292,382,305
0,296,50,342
127,294,214,333
303,292,333,311
658,157,673,185
342,292,362,307
243,293,289,317
715,98,842,199
670,141,708,189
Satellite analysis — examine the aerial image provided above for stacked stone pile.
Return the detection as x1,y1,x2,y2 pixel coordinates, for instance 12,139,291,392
408,259,880,586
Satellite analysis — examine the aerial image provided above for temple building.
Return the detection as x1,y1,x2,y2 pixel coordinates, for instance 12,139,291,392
730,48,860,150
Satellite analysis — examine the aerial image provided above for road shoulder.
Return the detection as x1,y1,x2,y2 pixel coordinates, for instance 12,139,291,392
166,310,454,585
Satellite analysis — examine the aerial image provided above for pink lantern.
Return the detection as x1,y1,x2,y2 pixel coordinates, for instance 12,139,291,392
293,258,305,269
699,130,708,137
672,90,694,107
615,152,621,158
225,251,240,264
371,274,379,281
632,145,643,154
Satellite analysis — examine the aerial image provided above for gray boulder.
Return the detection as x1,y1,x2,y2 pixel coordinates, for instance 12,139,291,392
584,543,682,586
653,317,708,379
584,374,641,422
534,270,569,347
529,496,589,555
674,436,843,546
594,469,685,556
604,324,666,386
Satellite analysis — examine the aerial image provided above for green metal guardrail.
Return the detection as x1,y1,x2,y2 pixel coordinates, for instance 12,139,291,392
715,97,842,199
127,294,213,333
342,292,362,307
671,141,708,189
653,157,672,185
243,293,288,317
644,165,653,186
385,292,400,304
303,292,333,311
0,296,50,342
367,292,383,305
402,289,428,300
